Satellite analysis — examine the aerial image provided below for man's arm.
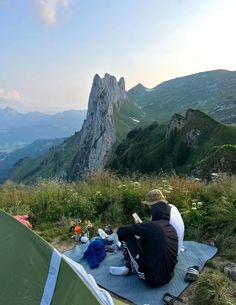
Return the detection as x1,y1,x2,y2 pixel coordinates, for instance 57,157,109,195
117,222,149,239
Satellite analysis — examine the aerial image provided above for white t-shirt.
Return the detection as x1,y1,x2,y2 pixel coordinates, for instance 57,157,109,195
169,204,185,254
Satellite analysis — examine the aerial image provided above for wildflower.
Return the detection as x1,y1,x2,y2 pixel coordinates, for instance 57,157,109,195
163,189,171,193
197,202,203,206
84,220,93,228
192,202,196,206
133,181,140,187
211,173,219,177
95,191,102,196
191,207,197,210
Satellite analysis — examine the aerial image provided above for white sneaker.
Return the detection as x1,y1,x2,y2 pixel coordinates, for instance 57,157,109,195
109,266,130,276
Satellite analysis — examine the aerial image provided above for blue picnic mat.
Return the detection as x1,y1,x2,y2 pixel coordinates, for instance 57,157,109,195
65,241,217,305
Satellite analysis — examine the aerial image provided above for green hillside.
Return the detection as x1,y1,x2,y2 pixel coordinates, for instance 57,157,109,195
109,109,236,178
0,138,65,183
193,145,236,177
9,99,145,184
128,69,236,124
9,132,81,183
113,99,147,142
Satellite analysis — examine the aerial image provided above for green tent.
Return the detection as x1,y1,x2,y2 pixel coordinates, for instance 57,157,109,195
0,209,126,305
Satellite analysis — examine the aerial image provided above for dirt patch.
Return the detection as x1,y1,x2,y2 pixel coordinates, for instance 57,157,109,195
51,237,75,253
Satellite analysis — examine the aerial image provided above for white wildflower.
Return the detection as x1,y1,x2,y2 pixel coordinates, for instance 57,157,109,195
163,189,171,193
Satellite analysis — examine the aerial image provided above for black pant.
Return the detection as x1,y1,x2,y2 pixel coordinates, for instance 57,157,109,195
121,236,157,286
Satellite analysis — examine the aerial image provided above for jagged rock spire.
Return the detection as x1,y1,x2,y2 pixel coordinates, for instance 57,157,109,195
70,73,128,179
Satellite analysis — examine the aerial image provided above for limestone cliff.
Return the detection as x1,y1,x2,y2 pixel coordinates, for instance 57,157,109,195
69,73,128,179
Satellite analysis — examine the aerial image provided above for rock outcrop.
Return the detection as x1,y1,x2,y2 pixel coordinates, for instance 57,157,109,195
166,113,186,137
224,263,236,282
69,73,128,179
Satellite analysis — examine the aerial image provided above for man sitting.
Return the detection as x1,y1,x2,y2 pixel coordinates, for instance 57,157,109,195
109,190,179,287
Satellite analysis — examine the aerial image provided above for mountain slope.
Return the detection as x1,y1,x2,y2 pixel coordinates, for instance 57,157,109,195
128,69,236,124
109,109,236,178
9,74,143,183
0,138,65,183
113,99,147,142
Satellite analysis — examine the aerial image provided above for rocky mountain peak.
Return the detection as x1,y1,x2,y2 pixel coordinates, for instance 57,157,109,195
186,108,197,122
118,77,125,91
71,73,128,179
166,113,186,137
128,83,147,96
88,73,126,111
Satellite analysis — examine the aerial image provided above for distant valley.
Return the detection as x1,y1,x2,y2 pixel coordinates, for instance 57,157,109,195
0,108,86,152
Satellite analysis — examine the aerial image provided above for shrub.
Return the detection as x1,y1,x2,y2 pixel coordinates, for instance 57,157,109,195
90,191,115,219
194,271,234,305
102,202,123,225
120,188,146,222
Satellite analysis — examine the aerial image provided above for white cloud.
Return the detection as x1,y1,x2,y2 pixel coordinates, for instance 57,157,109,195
0,88,22,100
34,0,69,26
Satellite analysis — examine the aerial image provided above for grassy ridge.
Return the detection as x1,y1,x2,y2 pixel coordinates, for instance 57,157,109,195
110,110,236,178
113,100,147,142
1,171,236,259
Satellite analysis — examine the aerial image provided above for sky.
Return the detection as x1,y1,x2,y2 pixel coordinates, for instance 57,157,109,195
0,0,236,113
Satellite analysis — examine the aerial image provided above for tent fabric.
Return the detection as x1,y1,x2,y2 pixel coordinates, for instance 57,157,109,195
64,256,114,305
0,209,113,305
40,249,61,305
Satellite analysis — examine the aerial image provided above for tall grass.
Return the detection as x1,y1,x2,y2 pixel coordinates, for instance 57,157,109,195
194,271,235,305
0,171,235,259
